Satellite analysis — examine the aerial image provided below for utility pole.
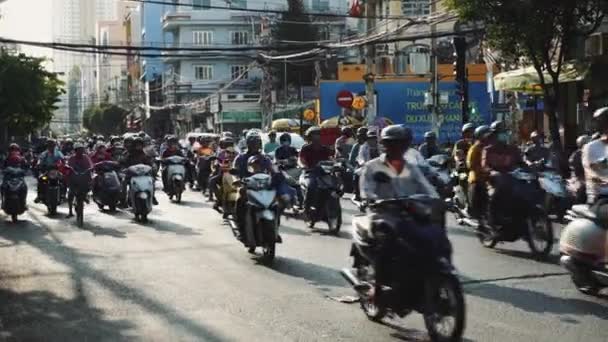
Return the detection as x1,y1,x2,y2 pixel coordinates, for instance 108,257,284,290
364,0,376,125
430,54,440,136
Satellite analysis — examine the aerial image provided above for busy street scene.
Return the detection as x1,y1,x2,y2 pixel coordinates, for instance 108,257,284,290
0,0,608,341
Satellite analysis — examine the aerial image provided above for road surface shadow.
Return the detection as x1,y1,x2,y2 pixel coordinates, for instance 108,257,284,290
78,221,127,239
1,210,229,341
447,226,478,239
494,248,560,265
278,224,312,237
462,274,608,319
139,217,202,236
175,200,209,209
269,257,347,288
0,287,133,341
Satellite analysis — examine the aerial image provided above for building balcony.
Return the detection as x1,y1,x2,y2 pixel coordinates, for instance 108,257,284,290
162,10,256,30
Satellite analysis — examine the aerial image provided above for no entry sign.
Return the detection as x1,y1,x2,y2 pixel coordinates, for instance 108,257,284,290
336,90,354,108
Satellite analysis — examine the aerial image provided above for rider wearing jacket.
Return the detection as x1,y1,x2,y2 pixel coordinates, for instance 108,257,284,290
34,140,65,203
274,133,298,161
299,127,332,209
66,143,93,217
453,123,475,169
350,127,368,202
466,125,492,218
583,108,608,209
3,143,26,169
524,131,551,166
419,131,442,159
569,135,591,204
90,144,112,164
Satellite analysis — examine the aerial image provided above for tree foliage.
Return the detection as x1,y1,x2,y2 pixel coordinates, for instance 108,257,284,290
271,0,319,90
0,51,64,136
447,0,606,147
83,103,128,136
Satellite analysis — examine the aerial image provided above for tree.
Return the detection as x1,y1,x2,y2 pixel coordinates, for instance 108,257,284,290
447,0,606,148
271,0,320,95
0,51,64,139
83,103,128,136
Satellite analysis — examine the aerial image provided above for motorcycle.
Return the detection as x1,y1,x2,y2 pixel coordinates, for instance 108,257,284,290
1,167,27,222
229,172,280,263
301,161,344,234
276,157,303,209
560,204,608,295
341,194,465,342
92,161,122,212
126,164,154,222
537,163,569,220
66,166,92,227
39,164,64,215
162,156,187,203
449,167,470,223
475,168,554,258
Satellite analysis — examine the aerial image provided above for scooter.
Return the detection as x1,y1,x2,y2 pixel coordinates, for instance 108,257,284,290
301,161,344,234
1,167,27,223
163,156,187,203
537,165,569,220
277,157,303,209
341,193,465,342
39,164,64,216
560,204,608,295
66,166,92,227
92,161,122,212
427,154,452,200
228,172,280,263
127,164,154,222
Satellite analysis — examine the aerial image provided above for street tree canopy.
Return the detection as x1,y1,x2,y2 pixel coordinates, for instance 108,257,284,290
447,0,606,147
0,51,64,136
83,103,129,136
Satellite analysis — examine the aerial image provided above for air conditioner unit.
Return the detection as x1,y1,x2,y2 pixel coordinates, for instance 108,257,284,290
585,32,608,57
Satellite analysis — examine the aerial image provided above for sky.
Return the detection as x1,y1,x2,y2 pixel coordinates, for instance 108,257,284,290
0,0,53,59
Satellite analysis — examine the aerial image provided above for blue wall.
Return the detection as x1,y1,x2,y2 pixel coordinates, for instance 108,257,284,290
320,81,493,144
142,2,166,81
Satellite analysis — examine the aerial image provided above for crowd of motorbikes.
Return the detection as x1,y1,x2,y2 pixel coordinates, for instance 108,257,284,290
3,116,608,342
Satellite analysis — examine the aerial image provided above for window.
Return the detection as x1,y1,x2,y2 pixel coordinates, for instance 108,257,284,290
192,0,210,10
229,0,246,9
193,31,213,46
401,0,430,16
231,65,248,80
195,65,213,80
231,31,249,45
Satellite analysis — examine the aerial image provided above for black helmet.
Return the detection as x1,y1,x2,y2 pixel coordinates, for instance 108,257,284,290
424,131,436,139
279,133,292,143
47,139,57,147
220,136,234,145
462,123,475,133
268,130,277,137
305,126,321,138
168,136,179,144
246,131,262,145
474,125,491,139
366,129,378,138
133,137,144,146
490,120,506,132
341,126,353,136
356,127,368,137
380,125,411,142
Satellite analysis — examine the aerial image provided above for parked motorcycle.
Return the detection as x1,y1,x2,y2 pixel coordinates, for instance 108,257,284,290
301,161,344,234
162,156,187,203
1,167,27,222
341,194,465,341
66,166,92,227
475,168,554,258
39,164,64,215
229,172,280,263
92,161,122,212
127,164,154,222
560,204,608,295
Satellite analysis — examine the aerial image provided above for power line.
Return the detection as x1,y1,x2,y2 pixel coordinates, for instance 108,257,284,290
128,0,412,20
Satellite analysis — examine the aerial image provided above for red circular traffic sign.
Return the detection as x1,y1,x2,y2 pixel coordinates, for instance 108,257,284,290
336,90,354,108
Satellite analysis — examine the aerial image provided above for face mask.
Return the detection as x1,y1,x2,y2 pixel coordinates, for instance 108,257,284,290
281,141,290,146
497,133,509,144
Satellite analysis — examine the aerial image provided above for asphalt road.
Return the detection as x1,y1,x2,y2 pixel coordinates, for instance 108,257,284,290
0,180,606,341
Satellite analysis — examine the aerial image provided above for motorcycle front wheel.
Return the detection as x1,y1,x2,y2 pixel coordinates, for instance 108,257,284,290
11,214,17,223
326,197,342,235
261,220,276,264
525,216,553,258
423,274,466,342
76,199,84,227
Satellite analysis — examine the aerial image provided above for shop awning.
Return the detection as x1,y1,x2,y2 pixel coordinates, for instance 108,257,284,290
493,62,589,95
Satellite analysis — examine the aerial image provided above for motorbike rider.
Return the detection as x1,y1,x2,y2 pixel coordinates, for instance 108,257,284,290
61,138,74,156
569,135,591,204
264,130,280,154
582,108,608,212
524,131,551,166
275,133,299,161
90,143,112,164
233,132,290,241
419,131,442,159
160,136,186,191
237,129,249,153
350,127,368,202
481,121,523,226
466,125,492,218
335,126,355,160
3,143,27,169
208,136,236,205
299,127,332,210
453,123,475,168
34,140,65,203
357,130,380,165
66,143,93,217
121,137,158,206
